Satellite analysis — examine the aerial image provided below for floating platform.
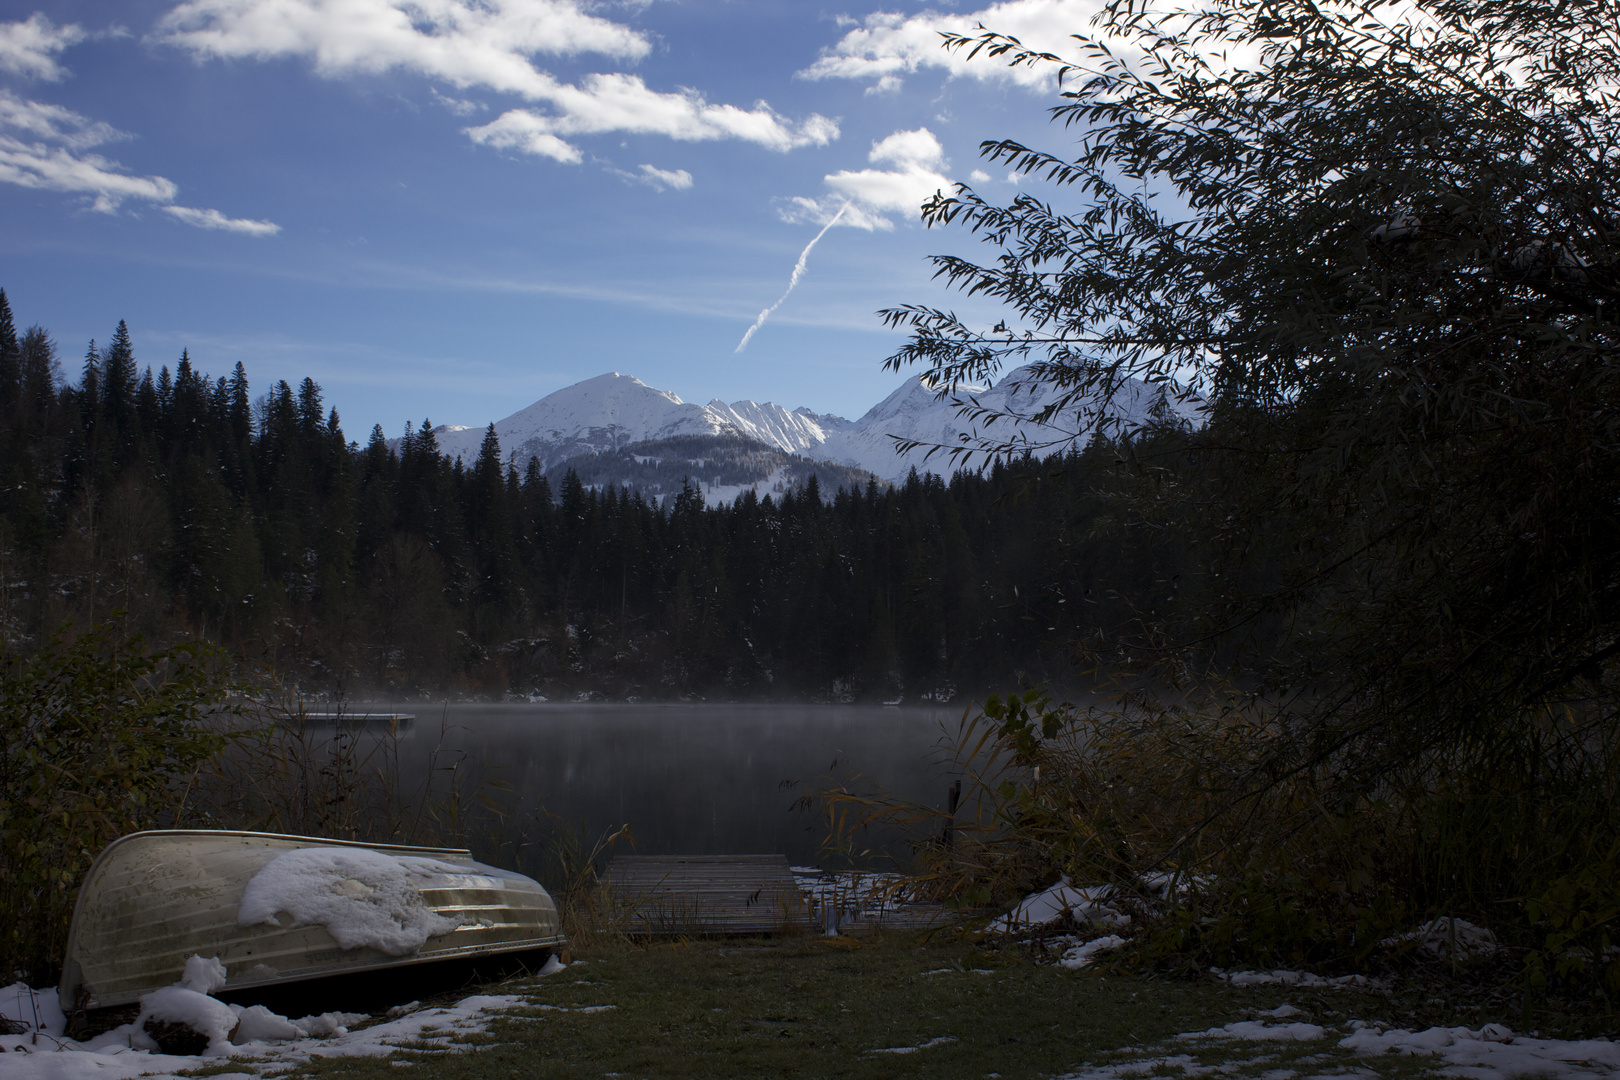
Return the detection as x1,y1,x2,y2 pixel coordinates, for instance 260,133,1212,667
603,855,804,935
601,855,956,936
290,712,415,729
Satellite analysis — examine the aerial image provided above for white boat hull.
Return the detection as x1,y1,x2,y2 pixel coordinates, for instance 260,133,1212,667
59,830,565,1011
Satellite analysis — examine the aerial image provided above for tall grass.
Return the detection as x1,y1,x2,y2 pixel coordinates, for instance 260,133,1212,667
181,696,507,849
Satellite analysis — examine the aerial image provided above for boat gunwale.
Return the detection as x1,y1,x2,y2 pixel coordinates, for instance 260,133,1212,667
60,829,564,1012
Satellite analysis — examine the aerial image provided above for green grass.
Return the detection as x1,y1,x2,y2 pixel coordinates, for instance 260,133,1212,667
274,934,1416,1080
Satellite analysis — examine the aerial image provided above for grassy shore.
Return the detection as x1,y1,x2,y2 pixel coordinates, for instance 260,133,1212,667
252,935,1453,1080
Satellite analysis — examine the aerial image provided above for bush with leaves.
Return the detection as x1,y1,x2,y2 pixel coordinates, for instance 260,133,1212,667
0,618,234,983
879,0,1620,980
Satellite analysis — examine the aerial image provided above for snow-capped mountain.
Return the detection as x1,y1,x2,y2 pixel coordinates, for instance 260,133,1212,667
814,367,1199,481
430,367,1197,486
432,372,846,468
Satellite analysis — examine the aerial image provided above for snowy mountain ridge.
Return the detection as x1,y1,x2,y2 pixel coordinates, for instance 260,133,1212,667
431,368,1197,484
432,373,843,470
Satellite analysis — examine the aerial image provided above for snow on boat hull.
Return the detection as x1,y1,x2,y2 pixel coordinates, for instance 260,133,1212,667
59,830,566,1012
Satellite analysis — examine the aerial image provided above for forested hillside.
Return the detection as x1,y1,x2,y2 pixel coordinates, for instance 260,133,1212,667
0,291,1182,700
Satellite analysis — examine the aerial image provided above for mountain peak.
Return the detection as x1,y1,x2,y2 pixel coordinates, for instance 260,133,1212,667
429,368,1196,482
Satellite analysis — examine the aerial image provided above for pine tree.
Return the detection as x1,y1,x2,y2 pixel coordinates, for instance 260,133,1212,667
469,424,516,609
78,341,100,421
100,321,137,431
17,327,56,434
355,424,398,567
135,367,159,436
0,289,19,415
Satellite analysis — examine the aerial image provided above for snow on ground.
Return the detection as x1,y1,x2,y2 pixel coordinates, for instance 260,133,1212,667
1213,968,1382,990
1379,917,1499,960
1060,1013,1620,1080
989,877,1129,934
871,1035,959,1054
0,956,577,1080
1057,934,1128,970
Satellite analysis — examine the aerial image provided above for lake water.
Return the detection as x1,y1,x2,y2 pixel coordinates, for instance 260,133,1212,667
360,702,970,869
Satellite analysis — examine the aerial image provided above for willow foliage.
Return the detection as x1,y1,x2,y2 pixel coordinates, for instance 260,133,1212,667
888,0,1620,787
879,0,1620,970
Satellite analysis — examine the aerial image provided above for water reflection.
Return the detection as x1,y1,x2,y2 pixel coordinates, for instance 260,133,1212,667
361,703,965,867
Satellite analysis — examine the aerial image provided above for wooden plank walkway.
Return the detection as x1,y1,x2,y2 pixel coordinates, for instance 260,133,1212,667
601,855,807,935
600,855,962,936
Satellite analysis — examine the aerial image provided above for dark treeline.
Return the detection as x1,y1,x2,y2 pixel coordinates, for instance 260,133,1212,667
0,294,1176,699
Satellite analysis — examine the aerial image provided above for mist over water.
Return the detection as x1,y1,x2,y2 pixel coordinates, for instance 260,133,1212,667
369,703,965,868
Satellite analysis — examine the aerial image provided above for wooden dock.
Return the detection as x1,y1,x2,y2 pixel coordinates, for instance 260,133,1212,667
600,855,960,936
602,855,806,935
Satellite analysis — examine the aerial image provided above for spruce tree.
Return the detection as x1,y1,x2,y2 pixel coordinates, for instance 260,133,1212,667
0,289,19,414
101,321,137,425
78,341,100,421
17,327,56,433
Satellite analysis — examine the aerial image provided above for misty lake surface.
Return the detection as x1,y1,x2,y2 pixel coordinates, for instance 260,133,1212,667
358,702,970,867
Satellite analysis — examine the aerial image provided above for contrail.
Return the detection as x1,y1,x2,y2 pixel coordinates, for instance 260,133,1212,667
734,202,850,353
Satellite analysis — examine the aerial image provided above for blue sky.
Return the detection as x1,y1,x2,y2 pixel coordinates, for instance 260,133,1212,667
0,0,1093,440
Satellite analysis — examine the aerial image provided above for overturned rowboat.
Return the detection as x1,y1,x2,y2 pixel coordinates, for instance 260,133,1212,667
59,830,566,1013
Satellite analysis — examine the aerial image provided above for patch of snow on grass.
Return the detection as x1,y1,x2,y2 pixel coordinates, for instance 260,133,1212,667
872,1035,959,1054
0,954,578,1080
1056,1053,1213,1078
1060,1016,1620,1080
1059,934,1128,970
1337,1022,1620,1079
1179,1020,1327,1042
138,983,241,1053
1215,968,1377,989
989,877,1127,933
238,847,472,955
1379,917,1498,960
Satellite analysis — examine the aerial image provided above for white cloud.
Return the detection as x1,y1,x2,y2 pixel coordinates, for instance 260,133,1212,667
632,163,692,191
466,109,581,162
869,127,946,170
0,13,85,81
430,87,485,115
157,0,649,95
163,204,281,234
0,90,278,233
0,91,174,212
800,0,1103,92
157,0,838,162
780,127,954,232
0,92,124,150
465,74,838,162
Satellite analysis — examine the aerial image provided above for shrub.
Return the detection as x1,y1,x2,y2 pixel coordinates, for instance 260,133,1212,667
826,687,1620,985
0,618,234,983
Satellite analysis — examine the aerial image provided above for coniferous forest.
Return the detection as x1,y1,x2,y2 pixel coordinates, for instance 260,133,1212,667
0,291,1178,700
